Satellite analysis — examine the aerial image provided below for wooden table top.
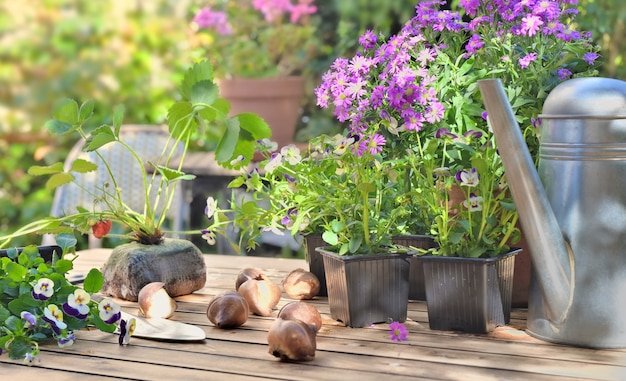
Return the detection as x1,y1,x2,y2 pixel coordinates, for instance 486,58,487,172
1,249,625,380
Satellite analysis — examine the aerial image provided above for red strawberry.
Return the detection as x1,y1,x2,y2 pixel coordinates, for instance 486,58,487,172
92,219,112,239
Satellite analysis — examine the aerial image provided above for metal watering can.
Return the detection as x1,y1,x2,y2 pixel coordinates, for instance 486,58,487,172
478,78,626,348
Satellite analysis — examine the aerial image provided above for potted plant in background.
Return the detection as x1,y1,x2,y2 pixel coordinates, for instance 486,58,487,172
314,0,600,310
0,61,272,301
190,0,321,149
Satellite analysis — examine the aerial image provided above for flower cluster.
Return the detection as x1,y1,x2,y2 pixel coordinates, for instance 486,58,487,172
204,134,409,255
314,0,600,257
0,241,133,363
191,0,320,78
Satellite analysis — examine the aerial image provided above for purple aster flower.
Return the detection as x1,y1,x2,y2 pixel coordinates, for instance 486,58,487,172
465,34,484,54
366,134,386,154
583,52,599,66
520,14,544,36
389,321,408,342
557,68,572,80
359,29,378,50
518,52,538,68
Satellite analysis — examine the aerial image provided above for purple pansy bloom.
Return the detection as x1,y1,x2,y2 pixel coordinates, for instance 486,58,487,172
456,168,479,187
62,289,91,320
32,278,54,301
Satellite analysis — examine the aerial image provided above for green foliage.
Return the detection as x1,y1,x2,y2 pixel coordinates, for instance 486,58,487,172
0,242,124,362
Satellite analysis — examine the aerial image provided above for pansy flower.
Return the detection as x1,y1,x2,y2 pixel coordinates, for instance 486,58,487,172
205,196,217,219
32,278,54,300
118,318,136,345
42,304,67,335
24,352,40,366
62,288,91,320
20,311,37,329
98,298,122,325
463,193,484,212
455,168,479,187
57,332,75,348
264,152,283,172
201,229,216,245
280,145,302,165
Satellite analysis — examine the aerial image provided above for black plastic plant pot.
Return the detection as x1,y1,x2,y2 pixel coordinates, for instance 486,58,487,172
304,234,327,296
316,246,410,328
392,235,437,301
422,249,520,333
0,245,62,263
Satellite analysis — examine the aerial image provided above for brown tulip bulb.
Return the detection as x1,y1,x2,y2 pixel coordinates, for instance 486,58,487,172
237,277,281,316
206,291,249,329
267,318,317,362
278,301,323,332
137,282,177,319
235,267,266,290
282,268,320,300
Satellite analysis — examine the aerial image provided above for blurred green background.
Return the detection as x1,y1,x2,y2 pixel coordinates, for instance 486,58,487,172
0,0,623,249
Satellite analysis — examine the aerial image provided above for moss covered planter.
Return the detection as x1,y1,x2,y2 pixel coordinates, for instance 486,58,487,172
316,247,410,328
101,239,207,301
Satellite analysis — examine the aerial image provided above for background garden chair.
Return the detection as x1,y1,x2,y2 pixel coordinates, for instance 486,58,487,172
42,125,186,248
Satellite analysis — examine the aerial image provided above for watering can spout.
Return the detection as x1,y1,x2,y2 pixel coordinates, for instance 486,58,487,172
478,79,572,323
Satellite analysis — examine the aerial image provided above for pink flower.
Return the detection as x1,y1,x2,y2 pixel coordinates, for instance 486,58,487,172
389,321,408,342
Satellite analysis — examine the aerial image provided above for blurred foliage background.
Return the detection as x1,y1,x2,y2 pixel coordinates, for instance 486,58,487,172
0,0,623,247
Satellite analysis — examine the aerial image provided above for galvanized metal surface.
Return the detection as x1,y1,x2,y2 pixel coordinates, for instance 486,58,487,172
479,78,626,348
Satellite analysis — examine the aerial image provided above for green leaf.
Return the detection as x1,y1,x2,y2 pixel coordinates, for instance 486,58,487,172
180,61,215,100
154,165,196,182
236,113,272,140
83,268,104,293
54,98,79,124
56,234,77,254
167,101,196,142
190,80,219,106
357,182,376,193
7,336,33,360
70,159,98,173
45,119,75,135
28,162,64,176
45,172,75,191
322,230,338,245
348,236,363,253
5,261,27,281
112,104,125,131
79,99,95,122
215,119,241,163
86,126,116,151
54,259,73,274
330,219,344,233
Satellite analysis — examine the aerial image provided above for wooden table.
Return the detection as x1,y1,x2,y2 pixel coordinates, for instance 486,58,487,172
2,249,625,380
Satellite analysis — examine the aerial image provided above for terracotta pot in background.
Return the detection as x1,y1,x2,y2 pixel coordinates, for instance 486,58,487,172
218,76,306,153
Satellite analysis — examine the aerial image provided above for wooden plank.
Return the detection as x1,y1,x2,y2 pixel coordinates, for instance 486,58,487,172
45,249,625,381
